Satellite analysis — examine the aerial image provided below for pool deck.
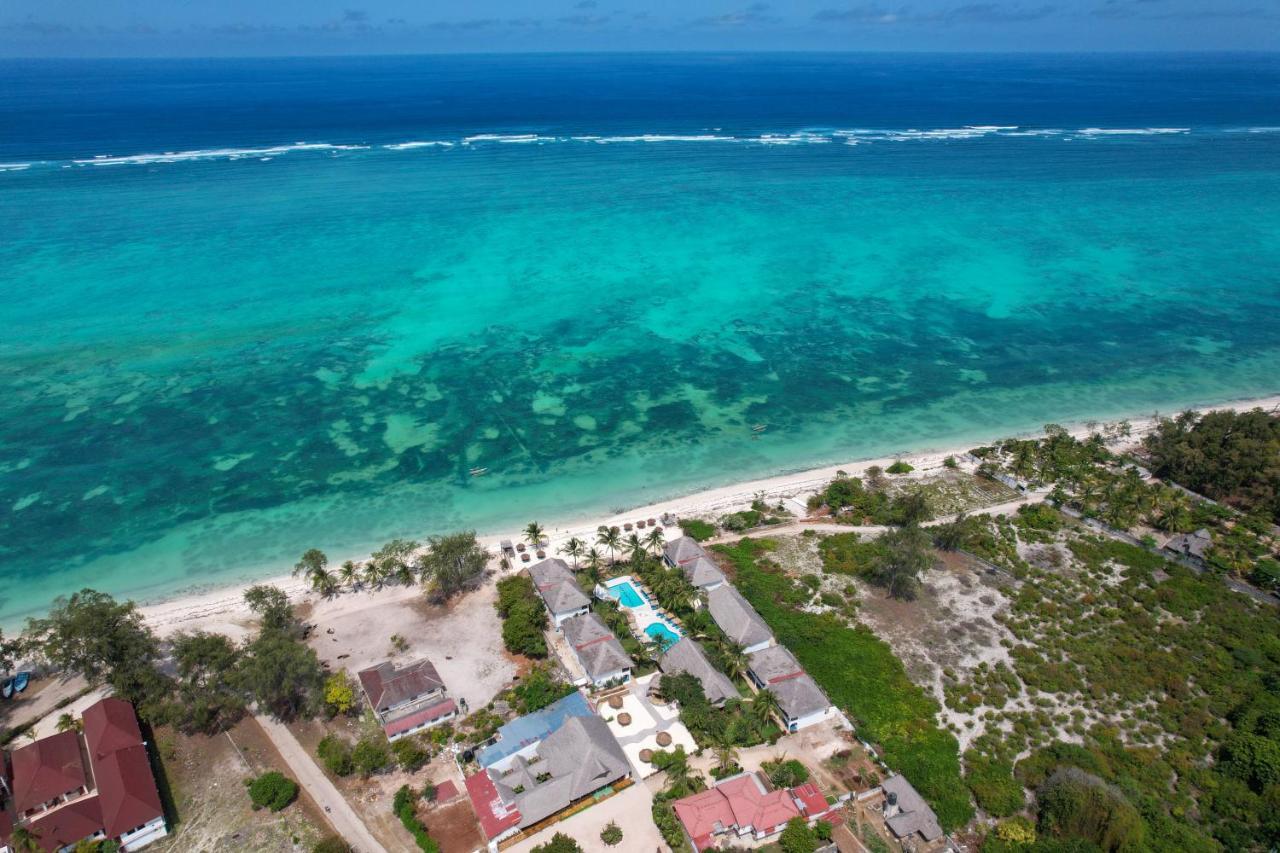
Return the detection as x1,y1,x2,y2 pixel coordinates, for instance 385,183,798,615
600,575,684,649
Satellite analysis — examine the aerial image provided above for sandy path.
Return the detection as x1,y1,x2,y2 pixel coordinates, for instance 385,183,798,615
254,713,389,853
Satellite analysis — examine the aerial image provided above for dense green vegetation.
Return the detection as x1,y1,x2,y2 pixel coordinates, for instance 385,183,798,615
1144,409,1280,524
508,665,576,714
247,771,298,812
714,538,973,830
807,473,933,526
495,574,549,657
680,518,717,541
392,785,441,852
656,670,777,749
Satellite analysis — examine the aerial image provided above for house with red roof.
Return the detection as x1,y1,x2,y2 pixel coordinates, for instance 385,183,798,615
0,698,167,853
670,770,837,851
357,658,460,742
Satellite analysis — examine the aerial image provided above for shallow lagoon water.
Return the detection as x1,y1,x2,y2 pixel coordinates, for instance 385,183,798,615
2,55,1279,624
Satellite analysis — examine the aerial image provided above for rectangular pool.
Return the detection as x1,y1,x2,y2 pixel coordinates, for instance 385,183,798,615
605,579,645,608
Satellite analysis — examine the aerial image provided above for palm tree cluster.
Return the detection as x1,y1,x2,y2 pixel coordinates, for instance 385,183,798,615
292,532,490,601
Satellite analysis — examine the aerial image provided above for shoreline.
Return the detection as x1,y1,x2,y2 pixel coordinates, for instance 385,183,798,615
122,390,1280,638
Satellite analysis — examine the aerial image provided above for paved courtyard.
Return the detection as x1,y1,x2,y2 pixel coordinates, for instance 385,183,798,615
601,673,698,778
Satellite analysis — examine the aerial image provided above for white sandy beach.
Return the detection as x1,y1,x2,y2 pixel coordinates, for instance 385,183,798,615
133,392,1280,638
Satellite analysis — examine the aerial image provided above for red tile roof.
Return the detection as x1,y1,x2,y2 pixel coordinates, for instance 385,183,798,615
24,795,103,852
791,782,830,818
9,731,86,813
717,773,800,833
464,770,521,840
433,779,460,803
82,698,143,760
382,698,458,738
93,744,164,838
671,787,736,849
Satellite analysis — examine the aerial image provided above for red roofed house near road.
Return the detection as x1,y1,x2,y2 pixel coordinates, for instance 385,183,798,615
0,697,168,853
671,770,837,851
358,657,461,742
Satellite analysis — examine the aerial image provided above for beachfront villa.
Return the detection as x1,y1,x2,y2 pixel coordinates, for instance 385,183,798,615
528,558,591,628
670,769,837,851
658,638,739,707
476,691,594,771
663,537,727,590
0,698,168,853
466,714,631,851
562,612,634,688
357,658,459,741
746,645,837,732
706,585,774,655
598,576,684,649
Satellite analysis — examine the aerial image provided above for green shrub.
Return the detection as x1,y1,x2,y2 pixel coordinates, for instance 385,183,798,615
965,751,1025,817
318,734,354,777
764,758,810,788
496,575,549,657
531,832,582,852
681,519,717,541
247,771,298,812
600,821,623,846
887,460,914,475
393,785,440,852
510,665,575,713
312,837,353,853
392,737,430,772
353,736,391,776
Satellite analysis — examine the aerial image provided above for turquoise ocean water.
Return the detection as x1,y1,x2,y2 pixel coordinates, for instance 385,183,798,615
2,54,1279,624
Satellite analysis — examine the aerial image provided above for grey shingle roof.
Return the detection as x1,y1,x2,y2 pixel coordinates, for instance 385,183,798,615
665,536,708,565
770,673,830,721
491,715,629,828
882,774,943,842
357,659,445,712
528,558,590,615
707,585,773,649
682,555,727,589
660,638,739,706
748,645,803,685
562,613,633,682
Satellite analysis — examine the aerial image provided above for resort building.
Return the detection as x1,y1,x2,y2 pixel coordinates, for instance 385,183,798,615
670,770,836,851
706,585,774,654
357,658,459,741
664,536,709,568
475,691,594,771
0,698,167,852
659,638,739,706
747,646,836,732
561,613,634,688
881,774,944,845
681,556,727,591
527,558,591,628
466,715,630,851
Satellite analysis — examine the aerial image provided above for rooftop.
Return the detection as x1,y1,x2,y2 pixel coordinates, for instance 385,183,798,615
748,644,803,685
672,771,809,849
563,613,633,681
357,658,445,713
476,691,593,768
682,555,727,589
660,638,739,706
882,773,944,842
665,536,709,566
528,559,591,615
771,673,831,721
383,698,458,739
706,585,773,650
9,730,86,814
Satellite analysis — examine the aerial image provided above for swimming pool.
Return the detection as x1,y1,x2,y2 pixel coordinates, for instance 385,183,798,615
605,579,645,608
645,622,681,649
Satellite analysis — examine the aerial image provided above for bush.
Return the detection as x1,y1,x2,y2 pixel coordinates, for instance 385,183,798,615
247,771,298,812
681,519,717,541
965,751,1025,817
496,576,549,658
312,837,353,853
887,460,914,475
1037,768,1146,851
392,737,431,772
531,832,582,852
353,736,391,776
510,666,575,713
393,785,440,852
779,816,821,852
764,758,810,788
600,821,623,846
318,734,354,776
323,672,357,716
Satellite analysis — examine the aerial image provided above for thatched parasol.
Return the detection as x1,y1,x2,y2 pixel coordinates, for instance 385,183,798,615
608,695,624,710
617,712,632,727
639,748,654,763
656,731,673,747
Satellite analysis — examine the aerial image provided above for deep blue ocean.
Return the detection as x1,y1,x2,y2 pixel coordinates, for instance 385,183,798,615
2,53,1279,623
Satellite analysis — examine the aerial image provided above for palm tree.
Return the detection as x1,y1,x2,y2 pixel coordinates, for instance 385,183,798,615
293,548,328,579
584,548,605,585
338,560,360,589
56,712,80,733
752,688,782,730
715,639,748,683
9,827,41,853
362,561,385,589
393,562,417,587
623,533,645,565
560,536,586,568
645,527,665,556
596,525,622,564
712,729,738,775
524,522,546,549
310,568,339,597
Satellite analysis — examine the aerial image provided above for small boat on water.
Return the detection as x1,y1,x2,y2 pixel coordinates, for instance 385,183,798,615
469,467,488,477
752,424,768,433
13,671,30,693
1,678,12,700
